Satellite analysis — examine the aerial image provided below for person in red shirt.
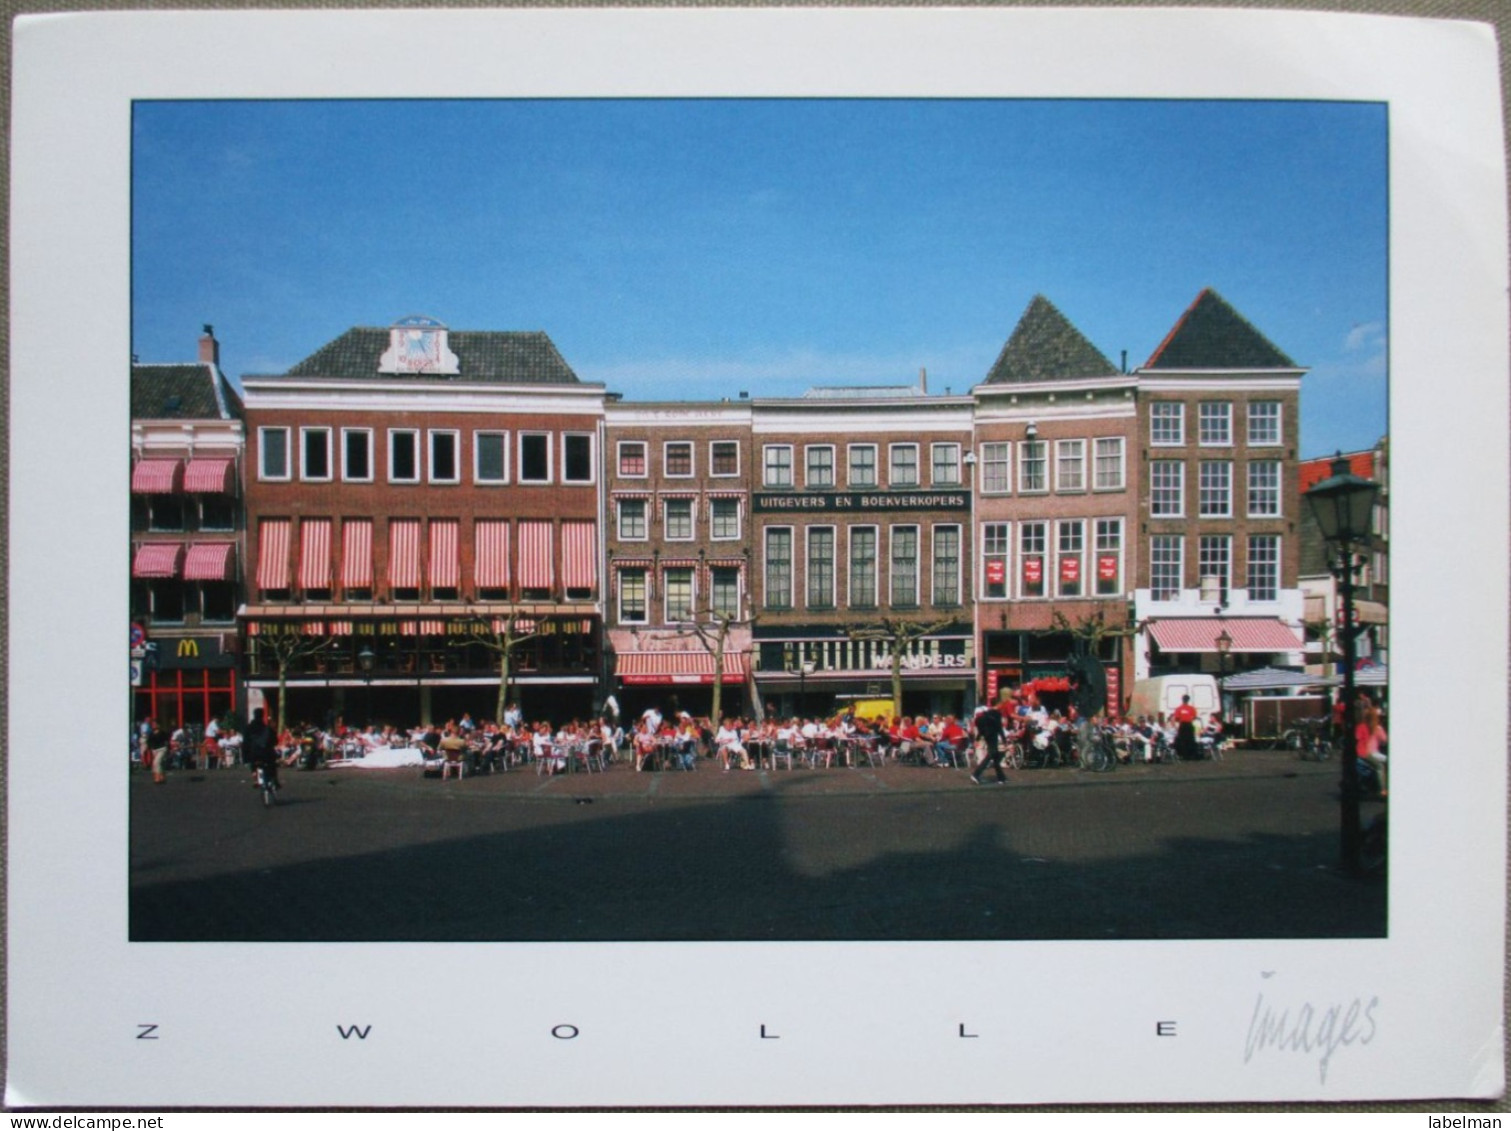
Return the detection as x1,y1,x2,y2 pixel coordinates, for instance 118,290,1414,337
1171,695,1200,761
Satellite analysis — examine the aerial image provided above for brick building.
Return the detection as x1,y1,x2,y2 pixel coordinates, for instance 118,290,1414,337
239,317,607,728
130,327,246,728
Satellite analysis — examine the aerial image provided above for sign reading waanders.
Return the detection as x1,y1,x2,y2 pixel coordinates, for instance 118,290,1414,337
753,490,968,513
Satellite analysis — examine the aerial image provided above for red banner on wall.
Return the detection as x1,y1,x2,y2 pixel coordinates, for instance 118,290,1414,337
986,669,999,704
1060,556,1080,583
1023,557,1043,586
986,559,1006,586
1097,554,1119,581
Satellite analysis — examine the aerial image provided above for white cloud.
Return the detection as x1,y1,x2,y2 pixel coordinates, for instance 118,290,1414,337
1343,320,1385,353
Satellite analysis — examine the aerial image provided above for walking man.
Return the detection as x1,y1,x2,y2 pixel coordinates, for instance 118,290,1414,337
971,703,1008,785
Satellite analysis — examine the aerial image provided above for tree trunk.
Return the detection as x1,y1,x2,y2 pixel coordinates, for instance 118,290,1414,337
890,650,904,720
497,646,512,726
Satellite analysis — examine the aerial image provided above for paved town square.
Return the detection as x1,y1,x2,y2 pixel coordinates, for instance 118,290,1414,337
130,750,1385,942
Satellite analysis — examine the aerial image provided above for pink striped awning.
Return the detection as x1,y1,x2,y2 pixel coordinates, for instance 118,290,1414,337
183,542,233,582
475,520,511,588
183,458,233,494
617,651,749,685
562,521,597,590
329,621,354,635
399,619,446,636
342,519,373,590
132,543,183,579
255,519,291,590
429,519,460,589
131,459,182,494
388,519,422,589
519,521,553,589
299,519,332,591
1148,618,1303,654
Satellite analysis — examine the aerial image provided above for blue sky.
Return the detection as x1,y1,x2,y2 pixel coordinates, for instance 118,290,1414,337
132,99,1387,457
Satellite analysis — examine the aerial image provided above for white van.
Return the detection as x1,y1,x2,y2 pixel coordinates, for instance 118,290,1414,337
1127,674,1220,721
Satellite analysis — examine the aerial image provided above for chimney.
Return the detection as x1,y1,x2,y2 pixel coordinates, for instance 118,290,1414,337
199,324,219,367
919,366,928,395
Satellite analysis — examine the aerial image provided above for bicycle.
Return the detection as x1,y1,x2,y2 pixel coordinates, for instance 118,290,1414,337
1281,717,1335,761
1078,725,1119,773
255,764,279,807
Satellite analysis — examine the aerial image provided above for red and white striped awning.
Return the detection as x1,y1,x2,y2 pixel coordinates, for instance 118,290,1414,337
388,519,422,589
342,519,373,590
475,520,511,588
183,542,233,582
429,519,459,589
183,458,233,494
299,518,332,591
132,543,183,578
617,651,749,685
1148,618,1303,654
131,459,182,494
562,521,597,590
398,619,446,636
519,521,553,589
255,519,291,590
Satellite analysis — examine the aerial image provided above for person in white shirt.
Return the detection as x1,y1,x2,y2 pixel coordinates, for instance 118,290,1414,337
716,719,749,771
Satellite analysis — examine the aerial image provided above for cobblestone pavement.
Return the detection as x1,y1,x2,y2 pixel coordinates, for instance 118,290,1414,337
130,748,1386,941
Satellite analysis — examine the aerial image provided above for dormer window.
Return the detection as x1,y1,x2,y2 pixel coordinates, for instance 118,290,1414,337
378,315,460,375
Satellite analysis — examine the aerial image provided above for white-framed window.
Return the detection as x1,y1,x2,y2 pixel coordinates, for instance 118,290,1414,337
1248,401,1283,446
806,445,836,488
764,527,793,609
710,498,741,540
664,441,694,478
388,429,420,484
664,567,695,624
664,497,695,541
1198,535,1232,604
474,431,508,484
1199,461,1232,518
1150,535,1183,600
932,524,961,606
618,568,648,624
300,427,332,482
616,498,648,541
341,428,373,483
617,441,648,478
982,522,1010,600
1094,518,1123,596
763,445,794,488
849,526,878,609
1247,535,1281,602
1150,460,1185,517
563,433,594,484
428,429,460,484
1247,460,1282,517
981,442,1011,494
1019,440,1048,493
710,441,740,477
258,427,291,481
1055,439,1086,492
711,566,742,620
1151,402,1185,446
1056,519,1085,597
932,443,962,487
1199,401,1232,446
889,525,920,607
1094,437,1125,491
889,444,920,487
807,526,836,609
1019,521,1047,598
848,444,878,487
519,433,552,484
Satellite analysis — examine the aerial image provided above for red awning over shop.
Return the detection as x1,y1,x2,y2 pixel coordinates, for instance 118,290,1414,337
562,521,596,590
183,542,233,582
475,520,510,588
429,519,459,589
299,518,332,591
131,459,182,494
342,519,373,590
388,519,421,589
617,651,749,685
1148,618,1303,654
183,458,233,494
519,521,553,589
133,543,183,578
255,519,290,590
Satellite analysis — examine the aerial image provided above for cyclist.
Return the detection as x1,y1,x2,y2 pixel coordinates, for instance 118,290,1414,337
244,708,280,793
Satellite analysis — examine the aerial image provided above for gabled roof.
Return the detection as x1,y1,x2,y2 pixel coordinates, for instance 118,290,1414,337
276,327,581,384
1144,289,1296,370
131,363,244,420
984,295,1118,384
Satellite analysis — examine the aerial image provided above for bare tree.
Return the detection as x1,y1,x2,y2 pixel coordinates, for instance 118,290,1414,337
255,625,338,735
446,608,543,725
673,597,757,728
847,615,956,720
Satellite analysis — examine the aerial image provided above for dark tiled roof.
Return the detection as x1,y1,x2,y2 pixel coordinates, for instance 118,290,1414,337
278,327,581,384
984,295,1118,384
1144,289,1297,370
131,363,243,420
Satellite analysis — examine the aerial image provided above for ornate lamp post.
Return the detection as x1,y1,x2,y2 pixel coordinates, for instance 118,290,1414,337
1304,452,1380,875
1215,626,1233,726
357,644,376,728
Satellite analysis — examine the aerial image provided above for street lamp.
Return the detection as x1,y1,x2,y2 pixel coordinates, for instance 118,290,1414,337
1214,625,1233,726
357,644,376,728
1305,451,1381,876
